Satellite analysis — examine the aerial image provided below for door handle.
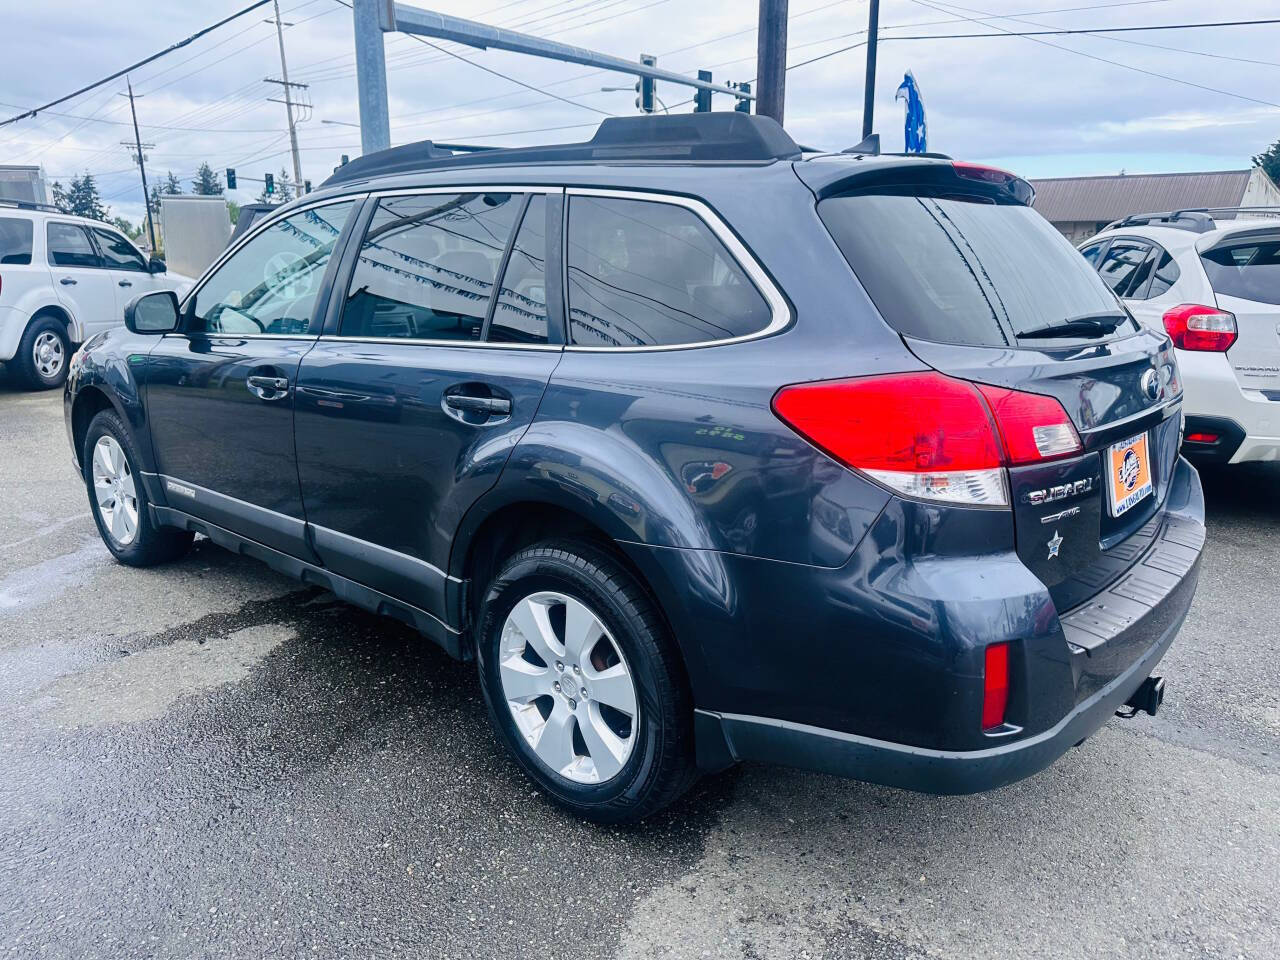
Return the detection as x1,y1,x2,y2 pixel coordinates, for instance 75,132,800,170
444,395,511,415
118,279,132,288
247,374,290,400
59,277,77,285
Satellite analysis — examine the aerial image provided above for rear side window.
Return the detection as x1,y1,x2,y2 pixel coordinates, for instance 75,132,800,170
341,193,522,342
818,194,1122,346
0,217,33,264
566,195,772,347
1144,248,1180,299
489,195,549,344
47,222,101,268
1097,240,1153,297
1201,239,1280,306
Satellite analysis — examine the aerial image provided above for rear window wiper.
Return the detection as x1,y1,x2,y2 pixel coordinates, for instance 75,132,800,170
1016,313,1127,340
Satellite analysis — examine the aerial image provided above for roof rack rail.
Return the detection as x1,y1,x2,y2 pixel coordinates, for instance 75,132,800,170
1105,205,1280,234
0,198,61,213
321,113,802,188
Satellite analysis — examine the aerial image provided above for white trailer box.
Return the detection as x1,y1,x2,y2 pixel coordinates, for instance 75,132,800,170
0,165,48,205
160,194,231,280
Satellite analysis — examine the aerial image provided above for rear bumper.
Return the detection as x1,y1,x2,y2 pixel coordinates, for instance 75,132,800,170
1177,350,1280,464
688,458,1204,794
0,305,27,363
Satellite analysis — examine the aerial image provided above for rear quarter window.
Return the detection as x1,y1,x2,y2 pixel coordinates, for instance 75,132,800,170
817,193,1124,347
1201,239,1280,306
0,217,33,265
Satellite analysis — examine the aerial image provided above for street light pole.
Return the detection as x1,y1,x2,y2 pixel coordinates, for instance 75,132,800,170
755,0,788,123
862,0,880,139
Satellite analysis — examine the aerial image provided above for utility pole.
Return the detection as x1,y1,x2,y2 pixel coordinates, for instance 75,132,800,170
755,0,788,123
862,0,880,139
267,0,304,188
118,76,156,253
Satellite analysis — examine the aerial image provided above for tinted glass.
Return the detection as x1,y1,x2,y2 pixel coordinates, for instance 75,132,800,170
566,196,771,347
489,195,548,344
1079,242,1105,267
47,222,101,268
819,194,1123,346
92,227,148,272
1145,248,1181,299
341,192,521,341
0,217,33,264
1201,240,1280,306
1097,240,1152,297
190,201,354,335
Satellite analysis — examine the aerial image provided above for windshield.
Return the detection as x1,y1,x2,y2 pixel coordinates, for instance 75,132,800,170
818,193,1129,347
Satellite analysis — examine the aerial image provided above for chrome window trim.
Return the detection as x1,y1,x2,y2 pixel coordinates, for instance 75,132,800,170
562,186,792,352
367,185,563,199
318,335,562,352
180,193,365,312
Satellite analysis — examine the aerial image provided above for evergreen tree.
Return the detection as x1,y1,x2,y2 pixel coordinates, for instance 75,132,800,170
163,170,183,195
1253,139,1280,187
191,162,223,195
148,184,163,221
50,180,71,213
112,216,140,240
64,173,109,221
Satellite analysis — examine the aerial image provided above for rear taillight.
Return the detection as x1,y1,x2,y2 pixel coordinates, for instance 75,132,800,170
771,371,1081,507
1162,304,1236,352
982,642,1010,730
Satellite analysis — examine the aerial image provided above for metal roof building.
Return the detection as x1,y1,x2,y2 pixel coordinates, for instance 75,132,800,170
1029,168,1280,243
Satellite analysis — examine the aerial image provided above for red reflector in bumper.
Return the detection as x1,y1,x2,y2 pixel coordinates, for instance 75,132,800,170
1185,432,1220,444
983,643,1010,730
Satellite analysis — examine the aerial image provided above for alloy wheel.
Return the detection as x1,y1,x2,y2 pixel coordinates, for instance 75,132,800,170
33,331,64,380
498,590,639,784
92,436,139,546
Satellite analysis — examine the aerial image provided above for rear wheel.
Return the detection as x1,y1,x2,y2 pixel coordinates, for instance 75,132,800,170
12,315,71,390
476,540,696,823
84,410,194,566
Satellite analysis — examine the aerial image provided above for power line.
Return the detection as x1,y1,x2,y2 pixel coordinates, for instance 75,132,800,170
0,0,275,128
886,16,1280,40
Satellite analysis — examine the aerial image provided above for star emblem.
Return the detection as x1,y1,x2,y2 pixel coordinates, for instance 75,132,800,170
1047,530,1063,560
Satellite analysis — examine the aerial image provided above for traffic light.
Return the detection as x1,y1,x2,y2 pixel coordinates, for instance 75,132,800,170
694,70,712,113
264,172,274,196
634,54,656,114
225,168,236,190
304,179,312,194
735,81,751,114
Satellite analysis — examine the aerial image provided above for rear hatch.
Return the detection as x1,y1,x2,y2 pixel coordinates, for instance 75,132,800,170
810,162,1182,612
1198,225,1280,394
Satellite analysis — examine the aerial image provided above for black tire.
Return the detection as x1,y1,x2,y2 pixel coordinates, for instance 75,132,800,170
83,409,194,567
476,539,697,824
12,314,71,390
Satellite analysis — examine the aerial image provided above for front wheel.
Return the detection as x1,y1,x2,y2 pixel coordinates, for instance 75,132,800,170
476,540,697,824
84,410,194,566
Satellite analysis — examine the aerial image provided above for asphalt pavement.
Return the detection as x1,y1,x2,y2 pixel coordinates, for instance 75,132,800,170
2,372,1278,960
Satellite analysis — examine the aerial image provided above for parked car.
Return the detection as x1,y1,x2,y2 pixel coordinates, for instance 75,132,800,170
64,115,1204,823
0,200,194,389
1079,207,1280,464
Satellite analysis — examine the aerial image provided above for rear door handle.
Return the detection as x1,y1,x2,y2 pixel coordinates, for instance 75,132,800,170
59,277,77,285
118,279,132,288
247,374,290,400
444,395,511,415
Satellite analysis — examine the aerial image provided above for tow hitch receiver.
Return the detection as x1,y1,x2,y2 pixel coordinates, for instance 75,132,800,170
1117,676,1165,718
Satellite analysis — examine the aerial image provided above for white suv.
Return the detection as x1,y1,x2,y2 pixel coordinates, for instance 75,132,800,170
1080,207,1280,464
0,201,193,390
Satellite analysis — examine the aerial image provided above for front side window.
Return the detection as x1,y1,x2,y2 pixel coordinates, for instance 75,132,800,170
92,227,148,272
189,201,354,335
47,222,101,268
0,217,33,264
566,195,772,348
489,195,549,344
340,192,522,341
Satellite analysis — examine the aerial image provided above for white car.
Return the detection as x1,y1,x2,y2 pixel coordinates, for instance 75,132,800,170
1080,207,1280,464
0,201,194,389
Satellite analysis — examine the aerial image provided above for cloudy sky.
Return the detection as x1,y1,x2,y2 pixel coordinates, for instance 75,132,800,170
2,0,1278,226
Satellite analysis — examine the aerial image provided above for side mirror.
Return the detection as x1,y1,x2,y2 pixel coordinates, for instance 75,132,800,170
125,290,180,335
149,257,167,275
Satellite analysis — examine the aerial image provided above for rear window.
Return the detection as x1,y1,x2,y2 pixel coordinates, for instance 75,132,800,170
1201,239,1280,306
818,194,1125,346
0,217,33,265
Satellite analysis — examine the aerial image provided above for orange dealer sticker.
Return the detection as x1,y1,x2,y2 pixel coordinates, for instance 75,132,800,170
1107,432,1153,517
